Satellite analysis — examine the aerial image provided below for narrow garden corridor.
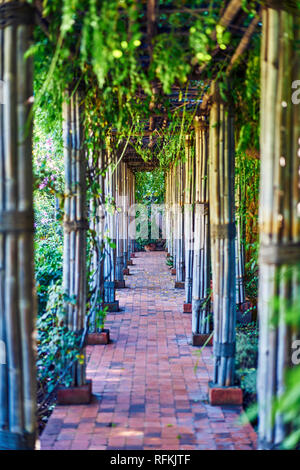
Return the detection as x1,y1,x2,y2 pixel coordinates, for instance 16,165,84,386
40,252,257,451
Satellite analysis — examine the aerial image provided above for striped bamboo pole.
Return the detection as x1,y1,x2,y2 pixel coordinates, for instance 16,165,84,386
0,0,36,449
62,88,87,387
235,177,246,306
165,169,173,257
115,157,125,286
88,152,97,331
171,165,176,264
103,141,118,310
128,168,135,257
209,81,236,387
257,2,300,449
128,168,136,253
175,159,185,285
184,135,194,304
88,148,105,331
123,162,130,265
192,116,211,337
165,172,170,254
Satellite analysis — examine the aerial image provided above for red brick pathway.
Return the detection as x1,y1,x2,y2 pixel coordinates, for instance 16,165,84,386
40,252,257,450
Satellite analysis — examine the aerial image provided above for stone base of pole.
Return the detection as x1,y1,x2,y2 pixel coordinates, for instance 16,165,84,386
115,280,126,289
208,381,243,406
192,333,213,346
123,268,130,275
87,330,110,345
127,259,133,266
175,281,185,289
57,380,92,405
183,303,192,313
103,301,119,312
171,268,176,275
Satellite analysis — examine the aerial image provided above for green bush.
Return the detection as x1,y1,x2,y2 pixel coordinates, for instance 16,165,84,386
235,323,258,406
35,221,63,314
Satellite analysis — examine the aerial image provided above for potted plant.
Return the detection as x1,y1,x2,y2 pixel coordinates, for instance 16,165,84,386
144,241,156,251
136,237,157,252
87,305,110,345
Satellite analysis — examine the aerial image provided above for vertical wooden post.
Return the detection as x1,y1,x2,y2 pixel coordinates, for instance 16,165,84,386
208,81,241,404
192,116,212,342
0,0,36,449
257,2,300,449
183,135,194,309
62,88,91,400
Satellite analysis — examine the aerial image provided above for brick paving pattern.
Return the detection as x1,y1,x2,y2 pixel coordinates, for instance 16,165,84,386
40,252,257,450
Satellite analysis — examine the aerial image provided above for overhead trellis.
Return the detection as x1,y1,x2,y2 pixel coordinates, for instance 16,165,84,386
28,0,262,171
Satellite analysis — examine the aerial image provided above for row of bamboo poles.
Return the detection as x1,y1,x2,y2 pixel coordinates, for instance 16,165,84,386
164,1,300,448
102,145,136,306
165,83,246,391
165,104,241,361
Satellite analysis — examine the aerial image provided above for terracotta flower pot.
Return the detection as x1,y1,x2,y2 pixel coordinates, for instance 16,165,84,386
144,243,156,251
87,329,110,345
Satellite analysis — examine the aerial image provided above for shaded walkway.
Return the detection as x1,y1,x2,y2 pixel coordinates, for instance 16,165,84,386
40,252,257,450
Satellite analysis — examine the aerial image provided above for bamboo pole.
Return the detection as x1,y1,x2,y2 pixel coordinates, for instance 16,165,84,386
209,81,236,387
192,116,211,335
115,158,125,284
165,172,170,253
235,175,246,306
103,140,117,306
62,88,87,387
257,2,300,449
175,159,185,283
122,162,129,266
128,168,135,256
0,0,36,450
184,135,194,303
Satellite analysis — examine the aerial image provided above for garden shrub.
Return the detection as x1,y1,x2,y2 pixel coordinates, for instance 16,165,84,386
37,283,82,395
235,323,258,407
35,221,63,314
